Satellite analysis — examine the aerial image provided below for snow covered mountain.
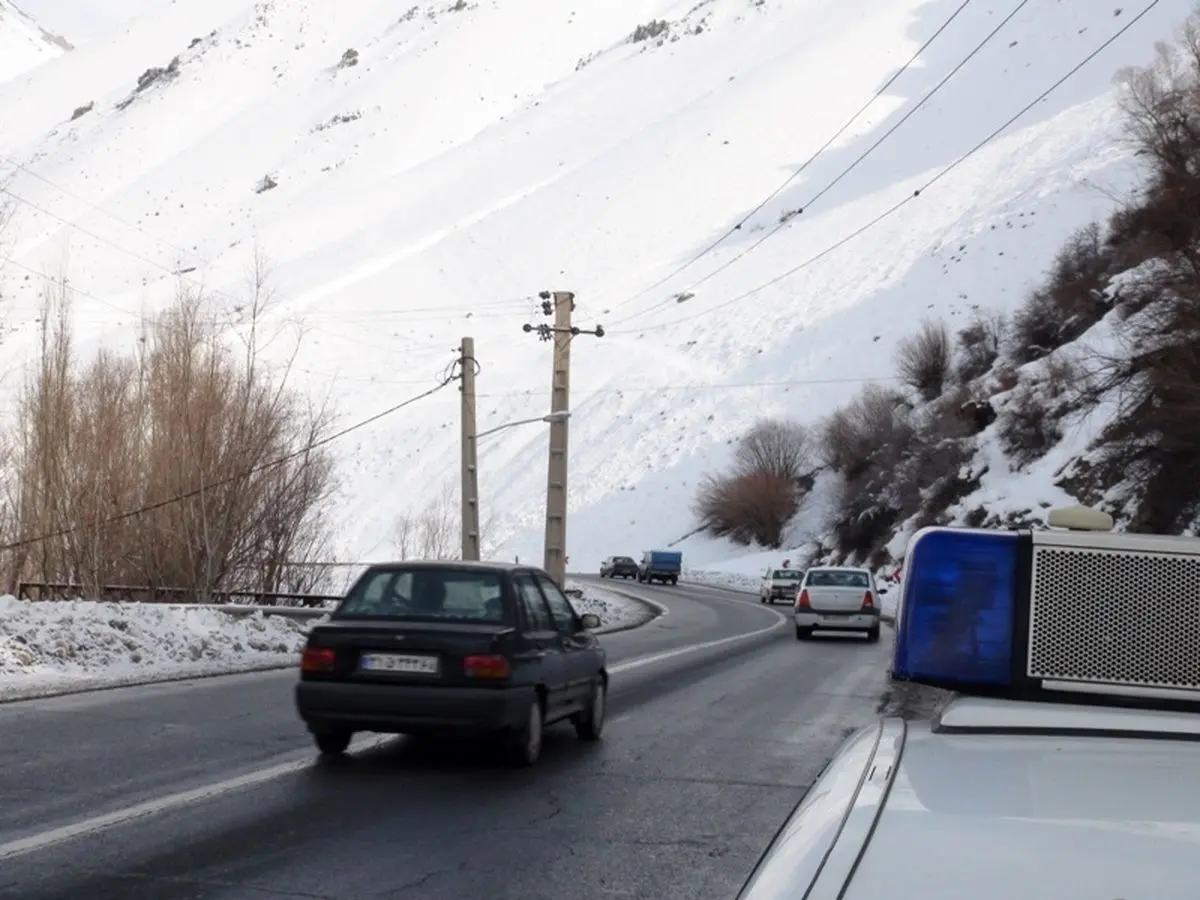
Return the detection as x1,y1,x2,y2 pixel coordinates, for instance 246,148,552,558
0,0,1192,571
5,0,174,45
0,0,71,83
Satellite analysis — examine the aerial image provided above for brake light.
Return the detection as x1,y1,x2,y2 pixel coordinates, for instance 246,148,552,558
301,647,336,673
464,654,511,679
862,591,874,610
796,589,810,609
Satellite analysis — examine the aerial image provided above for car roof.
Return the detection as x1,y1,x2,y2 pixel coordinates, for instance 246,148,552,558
805,565,870,574
364,560,531,573
738,696,1200,900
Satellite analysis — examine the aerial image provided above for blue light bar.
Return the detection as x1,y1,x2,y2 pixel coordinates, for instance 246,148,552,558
892,528,1022,688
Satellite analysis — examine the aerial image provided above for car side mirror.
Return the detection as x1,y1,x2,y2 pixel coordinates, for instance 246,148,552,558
580,613,601,630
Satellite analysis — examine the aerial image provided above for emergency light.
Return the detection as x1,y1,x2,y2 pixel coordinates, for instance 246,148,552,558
892,506,1200,707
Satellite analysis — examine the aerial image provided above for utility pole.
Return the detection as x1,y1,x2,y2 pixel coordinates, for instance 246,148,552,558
459,336,481,561
522,292,604,584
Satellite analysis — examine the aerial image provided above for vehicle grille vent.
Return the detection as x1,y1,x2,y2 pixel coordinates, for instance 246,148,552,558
1027,546,1200,695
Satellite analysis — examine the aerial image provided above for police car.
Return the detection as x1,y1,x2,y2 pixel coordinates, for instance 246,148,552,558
736,505,1200,900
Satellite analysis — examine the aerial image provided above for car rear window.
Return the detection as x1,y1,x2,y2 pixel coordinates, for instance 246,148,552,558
335,568,509,622
615,556,634,564
805,569,870,588
772,570,801,580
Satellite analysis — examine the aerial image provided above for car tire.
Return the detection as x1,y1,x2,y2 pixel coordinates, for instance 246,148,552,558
313,729,352,756
508,695,545,767
866,625,880,643
795,625,813,641
574,677,606,741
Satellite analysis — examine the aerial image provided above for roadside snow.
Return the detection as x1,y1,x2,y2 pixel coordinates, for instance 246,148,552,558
564,579,658,633
682,563,900,620
0,582,657,701
0,595,315,702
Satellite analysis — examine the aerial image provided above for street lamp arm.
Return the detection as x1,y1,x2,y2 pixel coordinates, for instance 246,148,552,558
475,415,546,439
475,410,570,440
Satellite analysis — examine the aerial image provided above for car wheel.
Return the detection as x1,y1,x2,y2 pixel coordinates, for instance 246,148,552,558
508,695,545,767
866,625,880,643
795,625,813,641
313,729,352,756
574,677,606,741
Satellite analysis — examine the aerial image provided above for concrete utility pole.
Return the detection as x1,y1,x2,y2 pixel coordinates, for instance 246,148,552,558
459,336,481,561
522,292,604,584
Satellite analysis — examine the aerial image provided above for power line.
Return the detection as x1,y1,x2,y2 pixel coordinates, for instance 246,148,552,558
474,375,900,398
611,0,1162,337
609,0,1032,328
1,150,206,270
0,365,462,552
599,0,976,321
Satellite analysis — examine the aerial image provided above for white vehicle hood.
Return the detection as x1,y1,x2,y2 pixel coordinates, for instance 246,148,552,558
846,721,1200,900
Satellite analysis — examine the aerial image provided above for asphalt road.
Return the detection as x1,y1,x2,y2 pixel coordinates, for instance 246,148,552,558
0,579,893,900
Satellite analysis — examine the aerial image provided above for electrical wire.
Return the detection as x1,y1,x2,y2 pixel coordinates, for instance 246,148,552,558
611,0,1163,337
0,367,461,551
608,0,1033,328
473,374,900,398
598,0,977,320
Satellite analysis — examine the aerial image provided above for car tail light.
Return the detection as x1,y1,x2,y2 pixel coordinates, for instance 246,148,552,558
796,589,810,609
301,647,336,673
862,591,875,610
464,654,511,679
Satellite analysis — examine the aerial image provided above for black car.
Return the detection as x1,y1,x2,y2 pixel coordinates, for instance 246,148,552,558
295,560,608,766
599,555,638,579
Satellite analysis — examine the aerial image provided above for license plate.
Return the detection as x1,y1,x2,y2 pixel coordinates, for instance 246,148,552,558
359,653,439,674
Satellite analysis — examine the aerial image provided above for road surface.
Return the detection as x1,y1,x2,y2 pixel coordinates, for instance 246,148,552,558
0,578,893,899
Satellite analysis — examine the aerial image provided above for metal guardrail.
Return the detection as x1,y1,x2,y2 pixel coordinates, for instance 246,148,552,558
16,581,340,607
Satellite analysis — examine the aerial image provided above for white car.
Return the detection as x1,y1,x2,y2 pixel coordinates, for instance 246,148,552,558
736,507,1200,900
793,566,884,642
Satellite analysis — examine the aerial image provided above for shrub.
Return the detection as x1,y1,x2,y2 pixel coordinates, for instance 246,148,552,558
895,320,951,402
694,470,801,548
821,383,974,561
693,418,813,547
1011,222,1111,363
819,384,910,478
955,311,1006,382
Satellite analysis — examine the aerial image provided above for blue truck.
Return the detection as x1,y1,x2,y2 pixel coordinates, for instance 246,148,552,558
638,550,682,585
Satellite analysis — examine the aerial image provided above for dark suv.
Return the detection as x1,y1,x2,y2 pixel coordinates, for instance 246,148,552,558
600,556,638,579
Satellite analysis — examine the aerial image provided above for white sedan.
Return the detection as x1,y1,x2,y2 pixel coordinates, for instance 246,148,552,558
793,566,885,642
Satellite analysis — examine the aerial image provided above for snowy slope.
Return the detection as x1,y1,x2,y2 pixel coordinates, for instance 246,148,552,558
0,0,1191,572
0,0,71,83
7,0,175,45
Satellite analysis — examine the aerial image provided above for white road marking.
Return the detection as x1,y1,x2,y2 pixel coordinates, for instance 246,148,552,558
0,595,786,863
0,734,392,863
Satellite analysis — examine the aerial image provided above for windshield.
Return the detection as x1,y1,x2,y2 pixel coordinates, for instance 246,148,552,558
336,567,509,623
615,556,634,564
805,569,870,588
771,569,801,580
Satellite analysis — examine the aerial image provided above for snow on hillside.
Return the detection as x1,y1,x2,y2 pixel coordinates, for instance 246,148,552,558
0,0,71,83
0,0,1193,576
10,0,175,45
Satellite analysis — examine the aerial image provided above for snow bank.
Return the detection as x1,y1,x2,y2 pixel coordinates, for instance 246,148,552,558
564,580,658,633
0,582,657,701
0,595,314,702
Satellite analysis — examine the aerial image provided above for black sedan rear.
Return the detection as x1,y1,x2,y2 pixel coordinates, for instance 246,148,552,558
295,560,608,766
